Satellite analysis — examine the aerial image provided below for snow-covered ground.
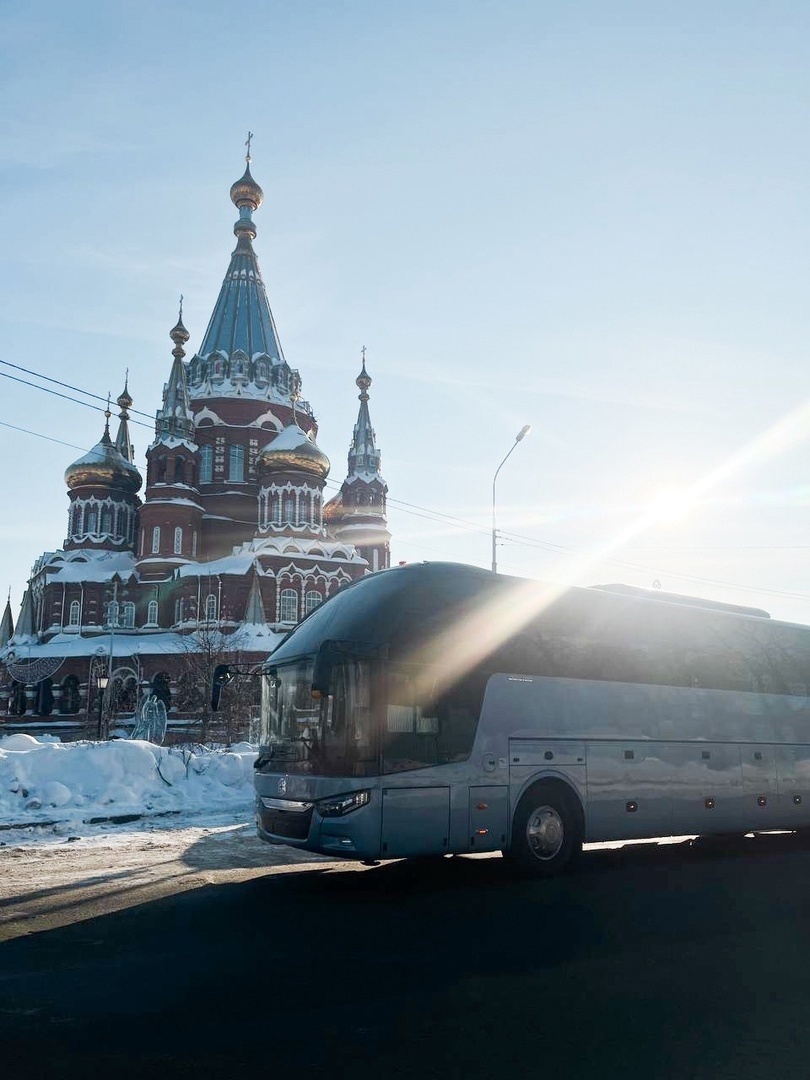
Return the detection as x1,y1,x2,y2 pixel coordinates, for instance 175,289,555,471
0,732,256,847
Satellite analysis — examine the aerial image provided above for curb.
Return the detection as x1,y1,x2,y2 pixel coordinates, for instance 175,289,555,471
0,809,186,833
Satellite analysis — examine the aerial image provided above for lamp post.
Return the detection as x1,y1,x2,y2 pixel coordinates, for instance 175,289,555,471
97,674,109,741
491,424,531,574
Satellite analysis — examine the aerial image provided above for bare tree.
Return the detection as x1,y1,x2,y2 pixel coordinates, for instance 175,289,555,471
173,623,261,745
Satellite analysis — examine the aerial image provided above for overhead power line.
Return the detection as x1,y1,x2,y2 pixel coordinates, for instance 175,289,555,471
1,356,808,606
0,359,155,421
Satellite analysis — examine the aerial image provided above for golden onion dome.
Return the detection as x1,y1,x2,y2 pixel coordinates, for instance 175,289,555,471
230,163,264,212
257,424,330,480
170,315,190,347
116,382,133,411
64,431,142,494
322,491,344,525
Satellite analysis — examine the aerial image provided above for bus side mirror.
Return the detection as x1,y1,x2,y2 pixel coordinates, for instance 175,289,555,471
211,664,233,711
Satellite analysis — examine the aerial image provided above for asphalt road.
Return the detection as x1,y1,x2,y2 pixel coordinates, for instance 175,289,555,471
3,830,810,1079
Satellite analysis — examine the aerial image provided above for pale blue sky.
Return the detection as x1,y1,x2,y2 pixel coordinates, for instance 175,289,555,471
1,0,808,621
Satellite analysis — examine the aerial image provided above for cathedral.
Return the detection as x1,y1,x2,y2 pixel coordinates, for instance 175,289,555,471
0,150,390,738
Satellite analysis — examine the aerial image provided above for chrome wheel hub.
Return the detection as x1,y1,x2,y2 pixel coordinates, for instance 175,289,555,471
526,805,564,860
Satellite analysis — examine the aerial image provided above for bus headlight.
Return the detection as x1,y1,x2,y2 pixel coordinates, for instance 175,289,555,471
315,790,371,817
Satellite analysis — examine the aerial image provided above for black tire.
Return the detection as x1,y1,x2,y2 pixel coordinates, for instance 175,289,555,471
505,781,583,877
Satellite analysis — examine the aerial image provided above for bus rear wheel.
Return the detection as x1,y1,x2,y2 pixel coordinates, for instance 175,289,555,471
506,782,583,877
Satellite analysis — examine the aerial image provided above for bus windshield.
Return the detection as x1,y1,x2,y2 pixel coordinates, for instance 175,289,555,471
259,658,379,777
258,654,481,777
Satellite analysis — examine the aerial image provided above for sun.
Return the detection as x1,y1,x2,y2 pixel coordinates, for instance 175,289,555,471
648,487,698,525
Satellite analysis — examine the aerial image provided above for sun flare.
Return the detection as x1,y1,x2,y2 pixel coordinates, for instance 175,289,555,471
648,487,698,525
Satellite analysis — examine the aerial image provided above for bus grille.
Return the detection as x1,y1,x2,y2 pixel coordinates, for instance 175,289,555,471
260,805,313,841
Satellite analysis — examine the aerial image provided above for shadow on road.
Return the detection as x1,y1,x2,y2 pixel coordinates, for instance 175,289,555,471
6,828,810,1080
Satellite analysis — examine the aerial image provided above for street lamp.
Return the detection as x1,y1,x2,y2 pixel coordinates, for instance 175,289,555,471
97,674,109,741
491,424,531,574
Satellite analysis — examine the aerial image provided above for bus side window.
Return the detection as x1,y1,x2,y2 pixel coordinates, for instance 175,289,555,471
436,705,476,764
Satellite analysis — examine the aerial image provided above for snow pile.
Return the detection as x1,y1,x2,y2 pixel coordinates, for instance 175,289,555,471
0,733,256,830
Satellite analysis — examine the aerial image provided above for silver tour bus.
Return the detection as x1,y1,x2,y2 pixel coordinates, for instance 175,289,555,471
215,561,810,875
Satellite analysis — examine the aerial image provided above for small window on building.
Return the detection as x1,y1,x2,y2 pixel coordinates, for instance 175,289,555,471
228,444,245,482
174,526,182,555
87,508,98,533
279,588,299,624
304,590,322,615
106,600,120,628
100,507,112,534
121,602,135,628
205,593,218,622
68,600,80,627
146,599,159,626
200,445,213,483
174,598,185,624
192,530,198,557
151,526,160,554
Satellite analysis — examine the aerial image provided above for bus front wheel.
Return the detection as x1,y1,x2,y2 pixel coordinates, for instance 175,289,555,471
506,782,583,877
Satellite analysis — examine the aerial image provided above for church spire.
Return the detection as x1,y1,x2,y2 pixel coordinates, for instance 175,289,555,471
154,301,195,444
194,139,287,369
243,565,267,626
347,347,384,483
323,349,390,572
114,374,135,462
0,591,13,649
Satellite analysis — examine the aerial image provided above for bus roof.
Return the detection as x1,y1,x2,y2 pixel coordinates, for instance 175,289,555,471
590,582,771,619
268,561,809,675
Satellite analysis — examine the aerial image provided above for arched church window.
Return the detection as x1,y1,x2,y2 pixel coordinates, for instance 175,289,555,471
200,445,213,483
205,594,218,622
112,672,138,715
121,602,135,628
174,526,183,555
100,506,112,534
272,493,282,525
10,682,26,716
60,674,80,715
192,531,198,558
228,445,244,482
151,671,172,709
156,458,167,483
106,600,119,627
68,600,80,627
87,508,98,533
151,526,161,554
146,599,159,626
36,678,54,717
175,457,186,483
279,588,298,624
283,494,295,522
174,598,185,624
304,590,322,615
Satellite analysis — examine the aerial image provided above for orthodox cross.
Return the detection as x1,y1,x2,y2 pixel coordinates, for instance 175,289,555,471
245,131,253,162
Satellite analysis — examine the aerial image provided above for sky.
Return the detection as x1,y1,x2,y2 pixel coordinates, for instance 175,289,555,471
0,0,808,625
